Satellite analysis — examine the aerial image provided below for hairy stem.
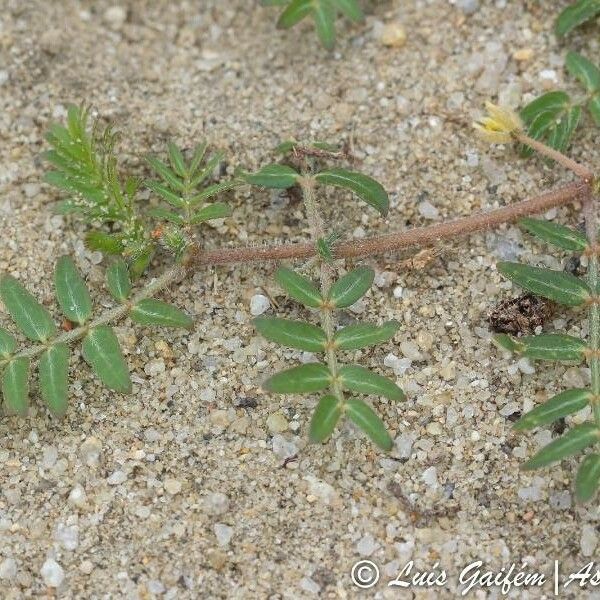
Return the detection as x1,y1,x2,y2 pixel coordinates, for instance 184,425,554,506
8,264,187,363
300,178,344,405
190,180,590,266
584,190,600,427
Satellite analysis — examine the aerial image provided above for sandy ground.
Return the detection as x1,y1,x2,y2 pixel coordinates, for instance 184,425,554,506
1,0,600,598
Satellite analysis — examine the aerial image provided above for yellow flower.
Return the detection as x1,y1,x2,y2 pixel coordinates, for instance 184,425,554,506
473,101,523,143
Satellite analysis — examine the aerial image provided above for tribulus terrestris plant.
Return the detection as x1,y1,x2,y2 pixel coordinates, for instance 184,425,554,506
475,98,600,502
260,0,364,49
241,142,403,449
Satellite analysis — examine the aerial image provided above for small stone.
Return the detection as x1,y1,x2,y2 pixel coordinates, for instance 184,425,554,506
148,580,165,595
393,286,403,299
135,506,151,519
417,200,439,220
379,23,407,47
549,491,572,510
518,485,543,502
394,433,415,459
79,437,102,466
164,478,182,495
513,48,533,62
41,559,65,588
422,466,438,488
249,294,270,316
400,341,422,361
299,577,321,594
426,422,443,436
356,533,380,556
455,0,479,14
209,409,230,428
68,484,87,509
107,470,127,485
272,434,298,460
266,412,288,433
103,6,127,30
80,560,94,575
214,523,233,546
517,358,535,375
0,557,17,580
384,353,412,375
204,492,230,516
55,523,79,550
42,446,58,469
581,524,598,557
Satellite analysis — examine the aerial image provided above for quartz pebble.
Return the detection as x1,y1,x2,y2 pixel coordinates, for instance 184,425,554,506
0,557,17,580
107,470,127,485
164,478,182,495
103,6,127,30
356,533,380,556
41,559,65,588
204,492,230,516
581,524,598,557
250,294,270,316
422,466,438,488
379,23,407,47
417,200,439,220
214,523,234,546
272,434,298,460
266,412,288,433
68,484,87,509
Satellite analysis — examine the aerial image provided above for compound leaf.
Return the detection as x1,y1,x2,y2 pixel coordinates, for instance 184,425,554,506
39,343,70,417
556,0,600,36
566,51,600,93
497,262,590,306
0,275,56,342
315,168,389,216
145,156,184,192
334,0,363,21
131,299,193,329
309,395,342,443
82,326,131,393
264,363,331,393
338,365,405,401
55,256,93,324
167,142,187,178
275,267,323,308
328,266,374,308
513,334,586,362
313,0,336,49
514,388,591,430
189,203,231,225
334,320,400,350
2,357,30,416
345,397,392,451
523,423,600,470
277,0,312,28
253,317,327,352
576,453,600,502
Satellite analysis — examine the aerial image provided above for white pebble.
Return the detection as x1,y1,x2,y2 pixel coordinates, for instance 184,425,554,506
41,559,65,587
581,524,598,556
356,533,380,557
400,341,422,361
107,470,127,485
55,523,79,550
266,412,288,433
68,484,87,509
42,446,58,469
393,286,403,299
103,6,127,30
272,434,298,460
0,557,17,580
517,357,535,374
250,294,270,316
164,478,182,495
422,466,438,488
214,523,234,546
418,200,439,220
204,492,230,515
394,433,415,459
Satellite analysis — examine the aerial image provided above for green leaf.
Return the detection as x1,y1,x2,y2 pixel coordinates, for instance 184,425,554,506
0,328,17,358
328,267,374,308
2,357,30,416
334,320,400,351
588,96,600,127
128,247,154,280
264,363,331,393
515,334,586,362
106,259,131,302
145,156,184,192
519,218,588,252
145,180,185,208
253,317,327,352
55,256,93,325
39,343,69,417
130,299,193,329
345,397,392,451
309,395,342,443
277,0,312,28
523,423,600,470
85,231,125,255
555,0,600,36
167,142,187,177
189,181,240,206
334,0,363,21
189,151,224,188
148,207,184,225
82,326,131,393
497,262,591,307
315,168,389,216
188,142,208,176
317,237,335,263
275,267,323,308
514,388,591,430
576,453,600,502
519,91,579,156
493,334,522,353
189,203,231,225
338,365,405,401
0,275,56,342
566,51,600,93
314,0,336,50
241,164,300,189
